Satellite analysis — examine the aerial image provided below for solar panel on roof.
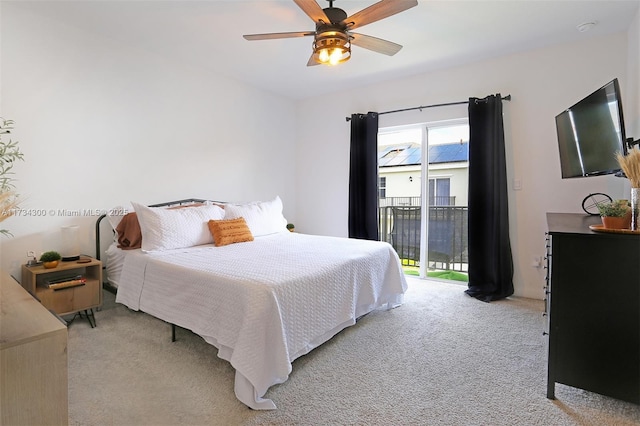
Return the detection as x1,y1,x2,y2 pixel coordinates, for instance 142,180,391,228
406,151,421,164
429,143,468,164
378,142,468,167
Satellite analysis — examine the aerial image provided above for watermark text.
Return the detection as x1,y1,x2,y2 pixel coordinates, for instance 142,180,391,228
1,207,129,217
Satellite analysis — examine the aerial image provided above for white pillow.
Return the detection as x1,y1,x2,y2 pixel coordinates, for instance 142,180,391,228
105,204,133,230
224,196,287,237
132,202,225,252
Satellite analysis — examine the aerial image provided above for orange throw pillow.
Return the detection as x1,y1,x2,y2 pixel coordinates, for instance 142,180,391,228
208,217,254,247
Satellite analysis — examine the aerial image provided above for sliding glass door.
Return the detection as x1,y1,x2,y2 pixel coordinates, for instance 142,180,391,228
378,120,469,282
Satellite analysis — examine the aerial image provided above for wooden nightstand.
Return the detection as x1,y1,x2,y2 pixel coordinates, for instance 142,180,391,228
21,257,103,327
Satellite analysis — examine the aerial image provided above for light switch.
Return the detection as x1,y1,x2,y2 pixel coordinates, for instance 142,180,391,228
513,179,522,190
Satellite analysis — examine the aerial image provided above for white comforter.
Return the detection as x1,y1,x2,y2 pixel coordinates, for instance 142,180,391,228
115,231,407,409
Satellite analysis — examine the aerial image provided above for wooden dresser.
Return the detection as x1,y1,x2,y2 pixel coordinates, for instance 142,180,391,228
0,268,68,425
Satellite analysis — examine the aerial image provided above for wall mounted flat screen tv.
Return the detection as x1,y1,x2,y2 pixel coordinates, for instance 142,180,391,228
555,78,627,178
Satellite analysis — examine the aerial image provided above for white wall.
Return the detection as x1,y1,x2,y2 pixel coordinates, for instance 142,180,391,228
628,7,640,139
296,31,634,300
0,3,3,106
0,4,297,277
381,166,421,199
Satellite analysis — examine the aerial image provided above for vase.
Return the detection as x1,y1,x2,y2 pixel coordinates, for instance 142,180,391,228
602,216,628,230
632,188,640,231
43,260,59,269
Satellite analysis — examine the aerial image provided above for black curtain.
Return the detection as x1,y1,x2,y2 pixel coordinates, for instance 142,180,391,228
348,112,379,240
465,95,514,302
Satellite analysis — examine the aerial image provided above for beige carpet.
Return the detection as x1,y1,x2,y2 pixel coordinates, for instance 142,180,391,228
67,278,640,425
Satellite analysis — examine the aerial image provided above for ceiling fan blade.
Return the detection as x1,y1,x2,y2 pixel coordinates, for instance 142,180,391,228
306,54,321,67
343,0,418,30
350,33,402,56
243,31,315,41
293,0,330,23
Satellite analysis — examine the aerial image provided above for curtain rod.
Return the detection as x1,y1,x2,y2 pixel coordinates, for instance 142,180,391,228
345,94,511,122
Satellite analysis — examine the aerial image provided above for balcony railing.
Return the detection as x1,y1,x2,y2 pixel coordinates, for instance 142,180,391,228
379,196,456,207
379,204,468,272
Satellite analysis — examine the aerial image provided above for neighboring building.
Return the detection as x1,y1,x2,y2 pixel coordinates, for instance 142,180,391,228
378,141,469,206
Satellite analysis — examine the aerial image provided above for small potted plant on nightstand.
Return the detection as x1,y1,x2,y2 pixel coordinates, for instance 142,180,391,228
597,199,631,229
40,251,61,269
286,223,295,232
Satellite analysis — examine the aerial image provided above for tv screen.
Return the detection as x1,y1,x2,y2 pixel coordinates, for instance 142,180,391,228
555,78,627,178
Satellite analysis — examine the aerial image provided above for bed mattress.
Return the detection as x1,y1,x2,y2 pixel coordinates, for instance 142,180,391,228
114,231,407,409
105,243,126,288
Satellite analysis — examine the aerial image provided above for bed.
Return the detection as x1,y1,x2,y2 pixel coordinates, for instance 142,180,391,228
96,197,407,409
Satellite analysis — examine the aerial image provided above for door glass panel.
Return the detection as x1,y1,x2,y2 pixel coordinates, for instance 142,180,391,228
425,123,469,282
378,126,422,277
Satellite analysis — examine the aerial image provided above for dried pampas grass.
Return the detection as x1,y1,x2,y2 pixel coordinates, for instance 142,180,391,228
617,147,640,188
0,191,18,218
0,190,19,237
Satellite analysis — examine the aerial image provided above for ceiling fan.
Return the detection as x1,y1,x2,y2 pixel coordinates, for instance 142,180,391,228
243,0,418,66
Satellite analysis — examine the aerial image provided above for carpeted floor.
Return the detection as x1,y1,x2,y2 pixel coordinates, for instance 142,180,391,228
67,277,640,425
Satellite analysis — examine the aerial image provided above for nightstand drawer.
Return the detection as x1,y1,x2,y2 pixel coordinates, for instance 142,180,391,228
37,279,100,316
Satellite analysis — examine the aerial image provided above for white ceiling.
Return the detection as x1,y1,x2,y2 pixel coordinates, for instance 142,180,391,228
8,0,640,100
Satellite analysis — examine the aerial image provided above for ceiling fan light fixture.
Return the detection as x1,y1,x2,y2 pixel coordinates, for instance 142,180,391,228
243,0,419,66
312,30,351,65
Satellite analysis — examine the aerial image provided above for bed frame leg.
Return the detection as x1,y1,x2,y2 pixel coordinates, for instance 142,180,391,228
171,323,176,342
